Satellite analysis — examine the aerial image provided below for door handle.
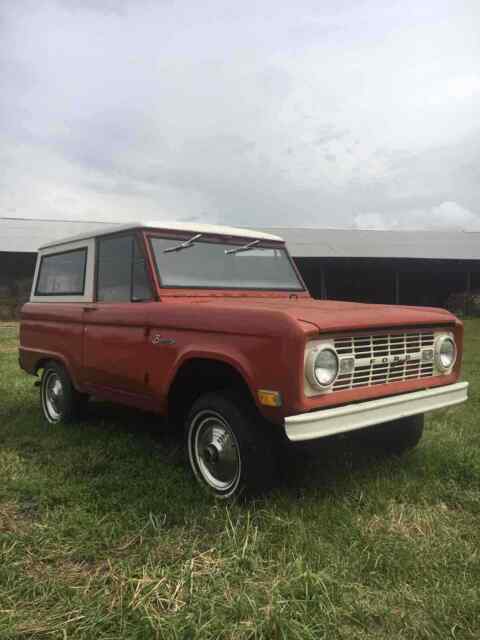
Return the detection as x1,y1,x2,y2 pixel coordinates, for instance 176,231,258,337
83,306,98,312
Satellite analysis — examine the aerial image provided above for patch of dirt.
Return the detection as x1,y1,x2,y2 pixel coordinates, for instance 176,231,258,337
0,323,19,352
0,502,34,534
24,556,110,585
0,346,18,353
363,502,454,539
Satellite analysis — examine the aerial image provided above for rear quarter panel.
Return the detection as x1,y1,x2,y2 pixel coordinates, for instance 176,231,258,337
20,303,85,389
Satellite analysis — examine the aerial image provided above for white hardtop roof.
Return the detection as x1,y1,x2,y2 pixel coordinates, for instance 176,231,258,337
39,221,283,249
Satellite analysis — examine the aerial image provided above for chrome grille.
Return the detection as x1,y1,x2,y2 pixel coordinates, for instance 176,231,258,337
333,331,435,391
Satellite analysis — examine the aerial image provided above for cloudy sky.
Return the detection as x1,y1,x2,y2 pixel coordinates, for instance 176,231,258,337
1,0,480,230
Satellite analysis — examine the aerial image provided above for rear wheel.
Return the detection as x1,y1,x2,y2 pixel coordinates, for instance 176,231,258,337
40,361,88,424
358,414,424,455
186,391,277,499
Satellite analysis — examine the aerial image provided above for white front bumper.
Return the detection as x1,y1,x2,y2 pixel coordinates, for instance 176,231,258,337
284,382,468,442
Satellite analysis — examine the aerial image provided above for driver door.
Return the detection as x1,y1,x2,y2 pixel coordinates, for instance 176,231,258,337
82,232,154,397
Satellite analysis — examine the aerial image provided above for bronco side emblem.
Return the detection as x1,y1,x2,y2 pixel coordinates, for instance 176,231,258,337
152,335,176,345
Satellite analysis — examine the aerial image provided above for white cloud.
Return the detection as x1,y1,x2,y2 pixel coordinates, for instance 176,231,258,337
447,75,480,100
430,201,480,229
354,201,480,230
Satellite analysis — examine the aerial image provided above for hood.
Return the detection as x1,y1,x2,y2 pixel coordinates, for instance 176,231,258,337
195,297,456,334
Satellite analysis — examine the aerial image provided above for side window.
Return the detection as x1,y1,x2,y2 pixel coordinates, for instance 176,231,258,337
132,237,153,301
35,248,87,296
97,234,153,302
97,235,133,302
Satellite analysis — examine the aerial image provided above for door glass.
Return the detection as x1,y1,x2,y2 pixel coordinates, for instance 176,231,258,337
97,235,133,302
132,238,153,301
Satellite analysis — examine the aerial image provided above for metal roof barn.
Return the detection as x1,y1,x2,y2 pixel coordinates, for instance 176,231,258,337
1,217,479,318
0,218,115,253
262,228,480,261
1,218,480,260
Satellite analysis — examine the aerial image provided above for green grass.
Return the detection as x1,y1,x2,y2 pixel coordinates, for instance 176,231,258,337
0,320,479,639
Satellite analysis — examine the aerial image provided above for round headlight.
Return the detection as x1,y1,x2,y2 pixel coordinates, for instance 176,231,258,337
436,335,457,372
313,348,339,387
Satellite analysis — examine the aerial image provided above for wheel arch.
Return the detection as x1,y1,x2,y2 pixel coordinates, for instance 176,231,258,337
34,357,52,374
33,353,81,391
167,356,257,429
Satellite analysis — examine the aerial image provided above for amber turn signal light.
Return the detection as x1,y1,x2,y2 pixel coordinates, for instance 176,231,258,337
258,389,282,407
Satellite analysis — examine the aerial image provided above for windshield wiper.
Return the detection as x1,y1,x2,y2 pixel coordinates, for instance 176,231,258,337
163,233,203,254
225,239,261,255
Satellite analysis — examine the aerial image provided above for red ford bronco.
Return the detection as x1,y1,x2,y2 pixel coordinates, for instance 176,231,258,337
19,222,468,498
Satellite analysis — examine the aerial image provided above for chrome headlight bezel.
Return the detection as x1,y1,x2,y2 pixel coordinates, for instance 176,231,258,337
306,343,339,390
434,333,457,373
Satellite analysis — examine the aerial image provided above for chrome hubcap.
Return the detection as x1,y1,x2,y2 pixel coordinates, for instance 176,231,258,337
192,411,240,492
43,371,64,421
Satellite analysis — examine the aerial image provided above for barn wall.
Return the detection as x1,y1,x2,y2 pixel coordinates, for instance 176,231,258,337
294,257,480,312
0,252,36,319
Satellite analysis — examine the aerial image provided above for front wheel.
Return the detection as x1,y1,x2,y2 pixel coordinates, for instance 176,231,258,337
358,414,424,455
186,392,277,499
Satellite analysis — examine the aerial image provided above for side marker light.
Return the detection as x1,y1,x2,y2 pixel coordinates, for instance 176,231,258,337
258,390,282,407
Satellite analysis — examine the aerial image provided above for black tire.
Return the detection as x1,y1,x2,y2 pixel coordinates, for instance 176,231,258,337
40,361,88,424
186,391,277,499
358,414,424,455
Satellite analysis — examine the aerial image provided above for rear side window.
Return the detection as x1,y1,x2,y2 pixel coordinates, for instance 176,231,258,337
35,248,87,296
97,234,153,302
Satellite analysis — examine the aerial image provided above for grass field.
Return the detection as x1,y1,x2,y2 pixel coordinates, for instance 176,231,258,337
0,320,479,639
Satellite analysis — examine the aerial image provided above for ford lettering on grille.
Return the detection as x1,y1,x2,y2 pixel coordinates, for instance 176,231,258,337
363,353,420,366
333,331,435,391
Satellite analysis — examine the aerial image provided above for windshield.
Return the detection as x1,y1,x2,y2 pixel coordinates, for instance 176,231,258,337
150,236,304,291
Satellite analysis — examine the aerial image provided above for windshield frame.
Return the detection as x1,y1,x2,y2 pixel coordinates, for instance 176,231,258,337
146,231,306,292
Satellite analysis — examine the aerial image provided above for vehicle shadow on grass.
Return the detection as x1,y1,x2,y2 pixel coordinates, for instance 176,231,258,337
84,399,400,497
279,435,404,490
